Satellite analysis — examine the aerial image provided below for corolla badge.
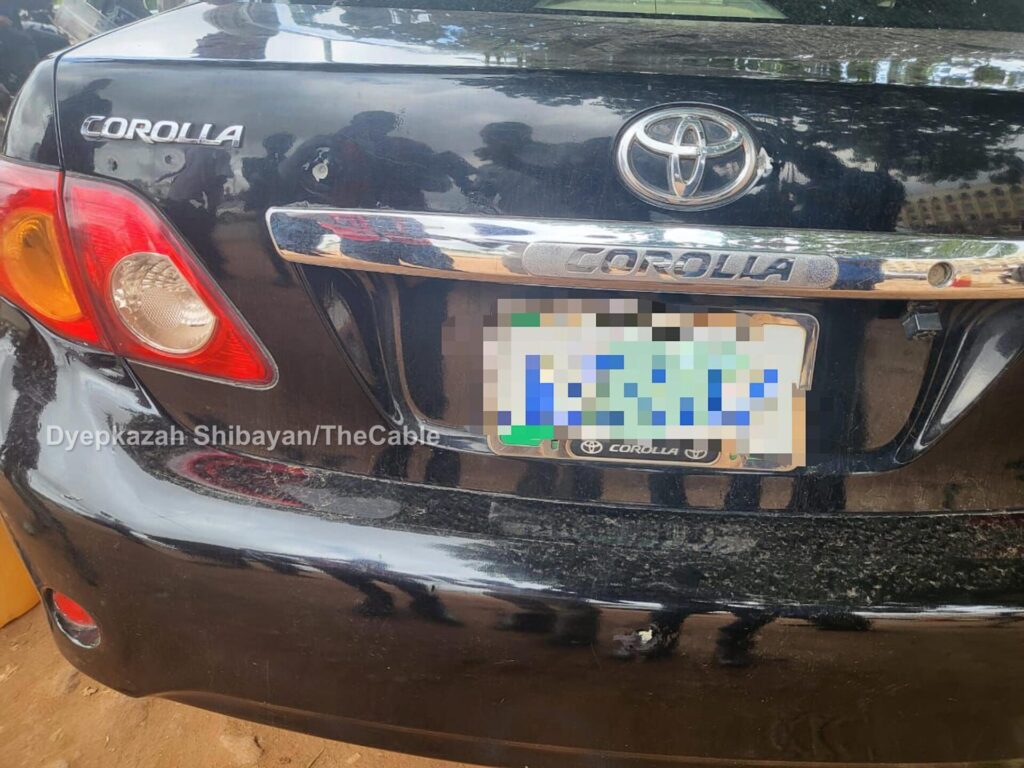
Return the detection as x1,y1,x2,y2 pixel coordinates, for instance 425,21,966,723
80,116,244,148
615,105,770,211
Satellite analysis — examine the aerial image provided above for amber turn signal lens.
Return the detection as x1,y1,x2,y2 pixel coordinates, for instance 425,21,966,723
1,209,84,323
0,158,103,345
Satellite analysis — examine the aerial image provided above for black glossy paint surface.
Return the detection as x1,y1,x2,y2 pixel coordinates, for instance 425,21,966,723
37,43,1024,512
330,0,1024,31
58,3,1024,90
4,7,1024,761
55,63,1024,236
3,300,1024,766
1,58,59,165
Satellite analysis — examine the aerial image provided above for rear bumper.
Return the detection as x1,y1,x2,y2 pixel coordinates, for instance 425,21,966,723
3,300,1024,767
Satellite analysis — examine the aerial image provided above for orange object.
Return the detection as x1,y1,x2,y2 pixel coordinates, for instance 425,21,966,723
0,521,38,628
0,160,102,345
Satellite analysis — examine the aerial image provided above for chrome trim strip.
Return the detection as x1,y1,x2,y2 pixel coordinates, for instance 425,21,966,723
266,208,1024,299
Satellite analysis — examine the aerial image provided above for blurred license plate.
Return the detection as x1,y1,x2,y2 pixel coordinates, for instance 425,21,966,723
484,299,818,471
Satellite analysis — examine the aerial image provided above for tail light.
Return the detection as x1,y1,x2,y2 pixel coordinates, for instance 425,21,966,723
0,158,275,386
0,161,103,344
65,176,275,384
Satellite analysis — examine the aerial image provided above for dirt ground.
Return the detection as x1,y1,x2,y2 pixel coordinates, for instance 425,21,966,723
0,607,474,768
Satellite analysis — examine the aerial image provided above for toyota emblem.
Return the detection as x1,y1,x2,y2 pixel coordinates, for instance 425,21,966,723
615,104,771,211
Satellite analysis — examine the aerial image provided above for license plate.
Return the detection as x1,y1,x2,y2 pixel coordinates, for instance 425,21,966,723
484,299,818,470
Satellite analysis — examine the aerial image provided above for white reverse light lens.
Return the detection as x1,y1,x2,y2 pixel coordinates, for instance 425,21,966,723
109,252,216,354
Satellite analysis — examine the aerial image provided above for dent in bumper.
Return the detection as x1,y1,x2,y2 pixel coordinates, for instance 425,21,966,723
2,300,1024,766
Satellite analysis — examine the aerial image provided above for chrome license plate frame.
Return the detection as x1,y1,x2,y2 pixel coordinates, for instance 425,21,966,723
483,299,818,471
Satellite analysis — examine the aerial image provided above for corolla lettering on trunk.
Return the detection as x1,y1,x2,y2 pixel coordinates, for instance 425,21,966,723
517,242,840,290
565,247,796,282
80,116,244,148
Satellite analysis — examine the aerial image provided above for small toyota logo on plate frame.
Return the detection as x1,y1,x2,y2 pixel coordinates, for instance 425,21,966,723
615,104,771,211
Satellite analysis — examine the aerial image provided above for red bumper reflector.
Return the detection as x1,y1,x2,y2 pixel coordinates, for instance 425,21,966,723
49,590,100,648
52,591,94,625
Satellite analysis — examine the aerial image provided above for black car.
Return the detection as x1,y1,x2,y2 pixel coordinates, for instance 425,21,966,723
2,1,1024,765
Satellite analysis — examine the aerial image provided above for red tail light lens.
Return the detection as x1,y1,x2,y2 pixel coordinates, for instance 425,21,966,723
64,176,275,385
0,161,104,345
0,158,275,386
